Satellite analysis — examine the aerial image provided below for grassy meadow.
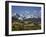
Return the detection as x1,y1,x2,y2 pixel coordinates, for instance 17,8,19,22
12,19,41,31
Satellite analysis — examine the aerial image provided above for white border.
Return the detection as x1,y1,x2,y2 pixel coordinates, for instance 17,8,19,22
9,3,44,35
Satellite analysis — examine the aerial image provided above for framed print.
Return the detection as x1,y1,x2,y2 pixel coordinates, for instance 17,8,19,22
5,1,45,36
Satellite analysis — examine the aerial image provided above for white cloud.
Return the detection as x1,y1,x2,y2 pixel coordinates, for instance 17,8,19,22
25,10,29,14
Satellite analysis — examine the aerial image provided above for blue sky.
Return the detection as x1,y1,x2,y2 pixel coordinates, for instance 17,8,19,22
12,6,41,18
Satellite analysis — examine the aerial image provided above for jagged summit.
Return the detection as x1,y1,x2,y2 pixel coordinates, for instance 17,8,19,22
12,13,40,21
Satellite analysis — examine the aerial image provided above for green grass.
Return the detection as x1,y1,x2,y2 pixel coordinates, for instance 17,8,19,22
12,20,41,31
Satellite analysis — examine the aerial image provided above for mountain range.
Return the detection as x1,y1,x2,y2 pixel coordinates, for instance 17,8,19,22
12,13,41,20
12,13,41,24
